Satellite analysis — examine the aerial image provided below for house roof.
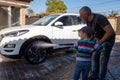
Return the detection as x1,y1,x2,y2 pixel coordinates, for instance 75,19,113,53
0,0,33,7
17,0,33,2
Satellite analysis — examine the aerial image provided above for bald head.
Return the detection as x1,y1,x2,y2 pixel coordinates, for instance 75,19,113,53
79,6,92,21
80,6,92,14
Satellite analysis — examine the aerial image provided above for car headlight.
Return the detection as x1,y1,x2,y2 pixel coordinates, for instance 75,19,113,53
4,30,29,37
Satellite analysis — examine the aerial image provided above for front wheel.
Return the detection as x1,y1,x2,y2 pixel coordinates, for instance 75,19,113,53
25,40,48,64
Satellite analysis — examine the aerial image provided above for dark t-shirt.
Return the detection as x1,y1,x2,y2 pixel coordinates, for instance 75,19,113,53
87,14,114,40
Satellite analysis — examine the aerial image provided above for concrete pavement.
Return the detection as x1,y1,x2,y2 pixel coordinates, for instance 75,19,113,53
0,42,120,80
106,42,120,80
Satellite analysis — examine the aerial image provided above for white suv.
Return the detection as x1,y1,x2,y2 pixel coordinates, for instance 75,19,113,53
0,13,86,64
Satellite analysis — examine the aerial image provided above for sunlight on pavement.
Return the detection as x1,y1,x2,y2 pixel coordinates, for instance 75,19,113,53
0,55,18,63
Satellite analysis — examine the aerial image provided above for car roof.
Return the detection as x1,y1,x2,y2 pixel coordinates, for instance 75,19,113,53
50,13,79,16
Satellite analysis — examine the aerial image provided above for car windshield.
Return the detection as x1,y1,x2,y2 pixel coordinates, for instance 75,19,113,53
32,14,60,26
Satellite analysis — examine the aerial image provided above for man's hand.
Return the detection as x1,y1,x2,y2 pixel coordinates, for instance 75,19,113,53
94,43,103,51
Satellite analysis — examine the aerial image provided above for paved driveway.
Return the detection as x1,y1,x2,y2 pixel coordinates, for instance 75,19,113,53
0,52,75,80
0,42,120,80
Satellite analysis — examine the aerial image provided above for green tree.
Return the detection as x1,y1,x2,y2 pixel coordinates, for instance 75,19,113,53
46,0,67,13
108,10,118,17
27,8,34,24
27,8,34,17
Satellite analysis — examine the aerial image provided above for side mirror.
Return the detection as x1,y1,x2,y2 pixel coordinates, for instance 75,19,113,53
54,21,63,27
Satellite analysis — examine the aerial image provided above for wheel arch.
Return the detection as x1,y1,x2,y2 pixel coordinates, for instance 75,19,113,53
19,35,53,57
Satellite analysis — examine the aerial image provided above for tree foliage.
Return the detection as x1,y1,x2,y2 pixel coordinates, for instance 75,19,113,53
27,8,34,17
108,10,118,18
46,0,67,13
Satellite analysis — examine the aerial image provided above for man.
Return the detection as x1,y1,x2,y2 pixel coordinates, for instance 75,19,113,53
79,6,115,80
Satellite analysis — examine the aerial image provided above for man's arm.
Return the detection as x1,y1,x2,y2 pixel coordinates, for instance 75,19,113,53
99,24,115,44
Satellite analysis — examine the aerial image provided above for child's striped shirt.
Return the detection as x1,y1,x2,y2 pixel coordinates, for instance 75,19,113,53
75,39,95,61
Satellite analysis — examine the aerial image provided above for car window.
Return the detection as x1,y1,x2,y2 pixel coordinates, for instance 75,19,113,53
55,16,72,26
70,16,82,25
32,14,59,26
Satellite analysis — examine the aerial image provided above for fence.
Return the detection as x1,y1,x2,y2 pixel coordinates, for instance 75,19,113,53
108,16,120,35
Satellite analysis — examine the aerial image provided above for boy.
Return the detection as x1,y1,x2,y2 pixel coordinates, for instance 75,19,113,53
73,26,102,80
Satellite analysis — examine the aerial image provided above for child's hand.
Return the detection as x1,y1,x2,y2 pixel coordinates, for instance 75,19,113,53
94,43,103,51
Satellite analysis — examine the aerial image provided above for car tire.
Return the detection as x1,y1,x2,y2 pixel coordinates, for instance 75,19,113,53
24,40,48,64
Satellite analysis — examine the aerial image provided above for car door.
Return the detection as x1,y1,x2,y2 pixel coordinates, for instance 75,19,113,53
52,15,86,48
